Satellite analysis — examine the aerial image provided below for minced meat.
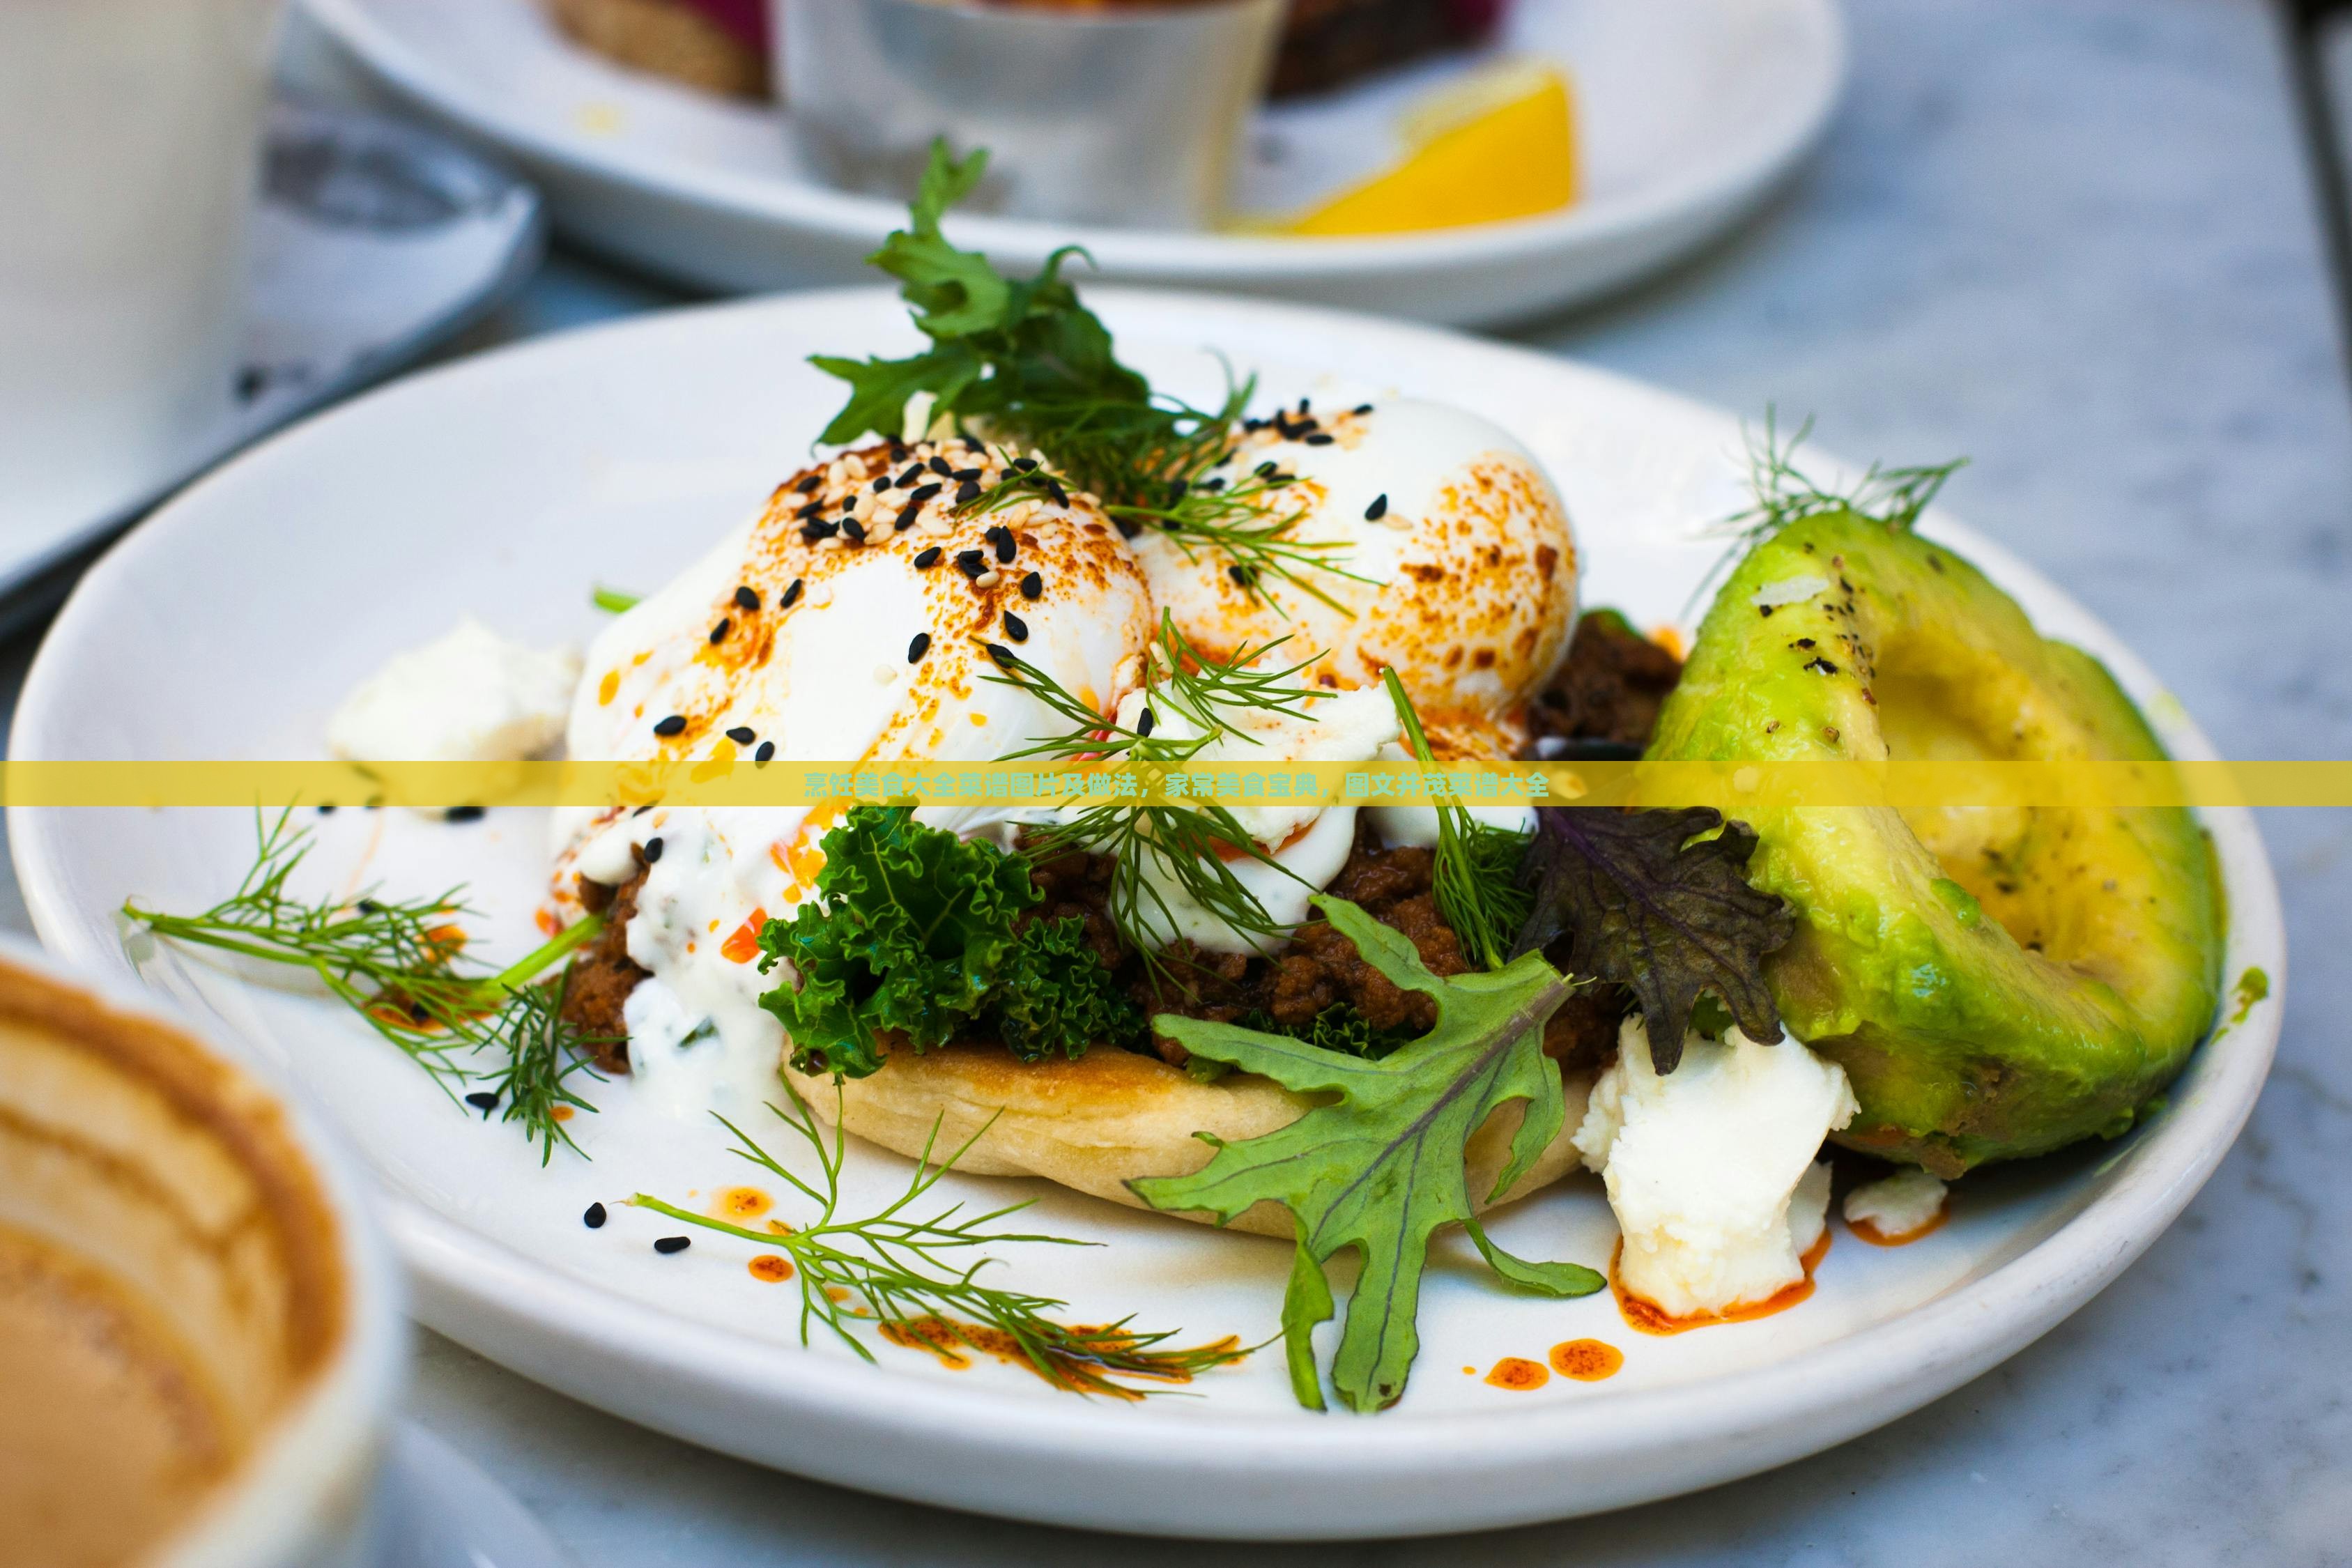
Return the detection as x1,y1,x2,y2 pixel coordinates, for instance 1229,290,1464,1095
1525,610,1683,753
559,863,647,1073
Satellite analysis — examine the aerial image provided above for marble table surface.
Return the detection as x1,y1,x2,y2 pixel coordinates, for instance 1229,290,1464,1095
6,0,2349,1561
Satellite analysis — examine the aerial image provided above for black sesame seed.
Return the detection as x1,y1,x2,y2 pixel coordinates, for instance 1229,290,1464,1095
914,546,942,569
909,482,942,505
465,1090,498,1112
1297,396,1311,413
725,725,756,745
1166,478,1190,505
708,617,731,645
801,519,838,543
929,455,954,477
1243,417,1266,432
1003,611,1029,643
870,475,892,494
955,549,986,578
897,464,925,489
794,474,822,495
1365,493,1389,521
952,467,983,483
653,714,686,737
986,526,1017,563
1114,518,1141,539
889,438,909,462
1304,433,1335,447
755,740,775,762
1043,479,1069,507
1255,461,1279,477
1353,403,1374,415
1013,457,1038,472
318,803,337,815
654,1236,691,1255
735,585,760,611
1020,570,1043,599
984,642,1015,668
632,804,653,816
1202,477,1227,493
1229,564,1253,585
794,501,824,521
1138,707,1156,737
955,480,981,505
583,1203,608,1229
781,578,802,608
894,504,921,532
408,1002,429,1022
644,836,664,863
907,631,932,663
445,806,487,824
841,518,867,543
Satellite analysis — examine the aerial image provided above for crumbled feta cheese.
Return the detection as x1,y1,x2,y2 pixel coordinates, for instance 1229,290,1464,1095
1843,1167,1949,1239
327,618,578,764
1575,1016,1858,1319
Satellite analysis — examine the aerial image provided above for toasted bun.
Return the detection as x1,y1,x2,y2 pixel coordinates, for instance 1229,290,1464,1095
783,1040,1594,1239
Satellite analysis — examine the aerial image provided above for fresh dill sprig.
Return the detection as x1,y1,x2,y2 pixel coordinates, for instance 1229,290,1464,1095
592,585,640,613
966,461,1371,618
1693,410,1967,613
123,809,610,1162
1381,669,1532,972
978,615,1321,962
629,1082,1248,1397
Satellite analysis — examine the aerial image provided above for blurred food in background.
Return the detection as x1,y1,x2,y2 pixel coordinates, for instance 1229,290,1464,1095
539,0,1564,236
549,0,770,96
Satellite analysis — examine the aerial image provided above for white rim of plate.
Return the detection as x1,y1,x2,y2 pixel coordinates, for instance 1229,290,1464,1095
6,287,2283,1533
298,0,1849,279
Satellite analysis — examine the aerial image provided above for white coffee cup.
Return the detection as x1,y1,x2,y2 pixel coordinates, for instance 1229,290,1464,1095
0,936,404,1568
0,0,285,546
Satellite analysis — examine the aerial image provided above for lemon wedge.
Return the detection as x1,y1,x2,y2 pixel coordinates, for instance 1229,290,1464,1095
1284,61,1578,238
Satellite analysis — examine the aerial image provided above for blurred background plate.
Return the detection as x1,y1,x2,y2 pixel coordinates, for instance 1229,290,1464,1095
0,100,542,633
297,0,1845,325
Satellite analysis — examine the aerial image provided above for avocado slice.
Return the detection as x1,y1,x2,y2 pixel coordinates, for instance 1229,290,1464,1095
1644,509,2224,1175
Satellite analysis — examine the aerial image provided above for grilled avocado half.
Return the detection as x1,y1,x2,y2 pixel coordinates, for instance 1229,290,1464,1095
1644,509,2224,1175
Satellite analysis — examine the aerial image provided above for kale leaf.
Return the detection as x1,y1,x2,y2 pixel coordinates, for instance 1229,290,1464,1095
759,806,1038,1078
1509,806,1794,1073
990,916,1145,1062
1130,896,1603,1413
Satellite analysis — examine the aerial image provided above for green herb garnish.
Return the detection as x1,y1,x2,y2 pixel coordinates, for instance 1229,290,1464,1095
1381,668,1532,972
814,141,1360,613
123,809,609,1162
1130,896,1604,1413
758,804,1146,1077
631,1082,1247,1397
983,614,1319,963
591,585,641,613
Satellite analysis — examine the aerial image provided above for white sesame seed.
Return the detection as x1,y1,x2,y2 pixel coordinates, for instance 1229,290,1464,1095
873,663,898,684
974,569,1001,589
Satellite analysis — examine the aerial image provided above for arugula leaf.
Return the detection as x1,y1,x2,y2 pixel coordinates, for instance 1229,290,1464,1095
1509,807,1794,1073
1130,896,1603,1413
990,917,1145,1061
760,805,1039,1077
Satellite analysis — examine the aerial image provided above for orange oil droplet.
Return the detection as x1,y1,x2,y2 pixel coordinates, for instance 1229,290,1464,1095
720,909,768,964
1485,1357,1550,1391
748,1255,793,1284
551,1105,574,1123
1613,1230,1830,1336
598,669,621,705
716,1187,771,1220
1548,1339,1623,1381
534,907,560,937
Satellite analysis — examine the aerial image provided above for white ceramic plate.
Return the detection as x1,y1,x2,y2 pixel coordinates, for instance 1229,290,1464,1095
8,290,2284,1540
297,0,1845,325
